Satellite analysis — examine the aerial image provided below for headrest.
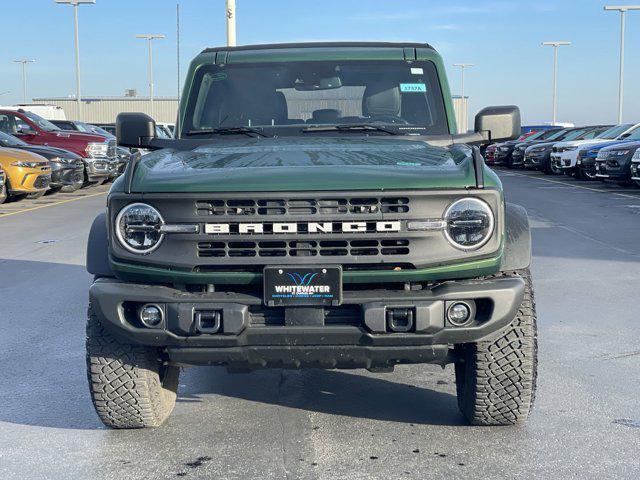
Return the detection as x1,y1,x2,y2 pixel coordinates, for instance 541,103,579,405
363,84,401,117
311,109,342,124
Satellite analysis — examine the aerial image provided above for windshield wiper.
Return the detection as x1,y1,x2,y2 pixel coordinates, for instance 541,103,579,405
301,124,399,135
185,127,268,138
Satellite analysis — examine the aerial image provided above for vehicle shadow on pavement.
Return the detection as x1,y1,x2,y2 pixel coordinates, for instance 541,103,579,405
0,259,104,431
178,366,465,426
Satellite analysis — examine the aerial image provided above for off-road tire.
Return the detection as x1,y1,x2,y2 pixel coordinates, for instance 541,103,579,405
455,268,537,426
86,304,179,428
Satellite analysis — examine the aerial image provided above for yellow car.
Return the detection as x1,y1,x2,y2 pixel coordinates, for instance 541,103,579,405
0,148,51,200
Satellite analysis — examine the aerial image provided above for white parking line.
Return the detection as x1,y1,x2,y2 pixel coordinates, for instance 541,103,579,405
499,170,640,199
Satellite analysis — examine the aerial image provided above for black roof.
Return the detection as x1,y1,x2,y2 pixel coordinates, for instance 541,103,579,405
202,41,435,54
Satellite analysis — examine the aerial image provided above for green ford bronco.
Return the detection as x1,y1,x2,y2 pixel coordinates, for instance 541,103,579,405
86,42,536,429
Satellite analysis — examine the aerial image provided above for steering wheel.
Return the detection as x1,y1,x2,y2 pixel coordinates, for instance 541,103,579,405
369,115,410,125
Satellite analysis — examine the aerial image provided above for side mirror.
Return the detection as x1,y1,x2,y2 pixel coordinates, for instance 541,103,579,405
475,105,521,143
116,112,156,149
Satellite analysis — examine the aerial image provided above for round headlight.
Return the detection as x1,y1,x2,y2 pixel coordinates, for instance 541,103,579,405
444,198,494,250
115,203,164,254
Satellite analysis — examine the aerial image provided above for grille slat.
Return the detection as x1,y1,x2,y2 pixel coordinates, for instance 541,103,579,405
196,196,410,217
197,239,411,258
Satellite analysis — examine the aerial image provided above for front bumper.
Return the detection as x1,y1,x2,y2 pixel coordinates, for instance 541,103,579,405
50,162,84,188
595,160,631,181
89,276,525,369
631,162,640,181
85,157,112,182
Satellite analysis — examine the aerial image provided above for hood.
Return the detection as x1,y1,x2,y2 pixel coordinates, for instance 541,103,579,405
50,130,108,144
525,141,557,151
0,147,49,165
555,139,611,148
584,139,634,153
130,137,478,193
13,144,82,160
599,140,640,153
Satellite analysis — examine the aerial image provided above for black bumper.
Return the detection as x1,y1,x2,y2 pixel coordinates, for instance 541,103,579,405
50,163,84,188
89,276,525,370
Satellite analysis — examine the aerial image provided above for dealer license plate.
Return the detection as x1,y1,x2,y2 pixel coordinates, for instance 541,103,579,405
263,266,342,307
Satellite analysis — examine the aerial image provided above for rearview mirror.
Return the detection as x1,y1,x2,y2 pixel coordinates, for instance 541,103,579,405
116,112,156,149
475,105,521,143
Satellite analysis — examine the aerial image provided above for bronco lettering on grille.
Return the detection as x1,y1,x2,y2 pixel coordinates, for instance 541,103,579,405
204,221,402,235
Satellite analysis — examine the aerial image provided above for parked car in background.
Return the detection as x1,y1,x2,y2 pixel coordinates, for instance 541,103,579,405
0,131,84,192
551,123,637,177
630,149,640,187
490,132,543,166
510,128,564,168
0,165,6,204
0,148,51,199
157,122,175,137
484,143,497,163
595,141,640,185
523,126,608,174
0,109,114,185
577,126,640,180
0,104,66,120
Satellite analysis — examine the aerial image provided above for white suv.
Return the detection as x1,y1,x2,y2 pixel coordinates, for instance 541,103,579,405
551,123,640,176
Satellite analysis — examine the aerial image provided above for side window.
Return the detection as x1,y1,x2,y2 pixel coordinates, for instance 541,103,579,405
11,115,33,133
0,114,13,134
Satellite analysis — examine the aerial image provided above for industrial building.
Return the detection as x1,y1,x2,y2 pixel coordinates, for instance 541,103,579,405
32,96,179,124
33,95,470,132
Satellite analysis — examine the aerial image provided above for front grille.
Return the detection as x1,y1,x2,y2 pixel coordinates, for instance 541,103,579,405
34,175,51,189
198,239,410,258
196,197,410,217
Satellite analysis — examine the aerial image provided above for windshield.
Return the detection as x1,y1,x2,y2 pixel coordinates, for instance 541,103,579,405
522,130,547,141
561,128,594,141
598,124,632,139
184,60,449,136
23,111,60,132
546,129,570,141
0,130,28,147
623,127,640,141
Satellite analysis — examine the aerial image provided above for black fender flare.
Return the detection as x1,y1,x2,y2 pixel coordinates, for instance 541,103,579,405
86,213,114,278
500,203,532,271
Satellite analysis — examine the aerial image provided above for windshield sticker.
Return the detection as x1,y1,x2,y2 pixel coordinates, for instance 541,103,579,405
410,67,424,75
400,83,427,93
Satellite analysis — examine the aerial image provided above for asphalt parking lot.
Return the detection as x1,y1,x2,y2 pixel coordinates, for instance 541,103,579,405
0,170,639,480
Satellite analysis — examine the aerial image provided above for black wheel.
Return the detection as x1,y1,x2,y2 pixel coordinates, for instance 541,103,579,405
86,304,179,429
26,190,46,199
634,180,640,188
46,186,63,195
455,269,537,426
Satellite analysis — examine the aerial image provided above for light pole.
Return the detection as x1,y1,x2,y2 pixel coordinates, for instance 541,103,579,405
542,41,571,126
55,0,95,120
136,34,165,118
226,0,236,46
604,5,640,124
13,60,35,104
453,63,473,132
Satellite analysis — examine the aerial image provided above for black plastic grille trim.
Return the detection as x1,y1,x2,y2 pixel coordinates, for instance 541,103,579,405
196,197,409,217
198,239,410,258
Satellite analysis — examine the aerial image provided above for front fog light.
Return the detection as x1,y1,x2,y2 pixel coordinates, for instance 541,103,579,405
444,198,494,250
116,202,164,254
139,304,163,328
447,302,471,326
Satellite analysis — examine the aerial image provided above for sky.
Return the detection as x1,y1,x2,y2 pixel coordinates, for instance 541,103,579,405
1,0,639,125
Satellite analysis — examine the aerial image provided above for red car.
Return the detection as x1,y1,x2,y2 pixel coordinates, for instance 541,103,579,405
0,109,115,183
484,143,498,164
